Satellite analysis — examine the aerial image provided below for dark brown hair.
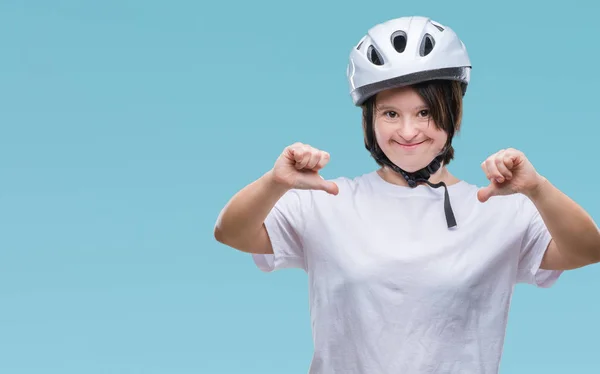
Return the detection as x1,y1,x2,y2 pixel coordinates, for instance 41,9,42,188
361,79,465,166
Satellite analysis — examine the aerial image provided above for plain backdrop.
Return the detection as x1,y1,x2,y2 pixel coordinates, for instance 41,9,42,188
1,0,599,373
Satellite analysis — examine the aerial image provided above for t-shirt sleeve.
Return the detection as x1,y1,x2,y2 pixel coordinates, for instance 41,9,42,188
516,196,563,287
252,188,310,273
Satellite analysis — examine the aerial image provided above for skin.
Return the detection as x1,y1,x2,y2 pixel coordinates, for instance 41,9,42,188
372,86,460,187
213,142,336,255
479,148,600,270
214,85,600,271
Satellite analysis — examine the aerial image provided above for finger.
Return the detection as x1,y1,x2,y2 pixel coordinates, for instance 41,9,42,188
295,146,312,169
502,148,519,169
313,151,330,170
306,150,323,170
477,184,497,202
481,160,491,180
495,154,513,181
318,178,339,195
290,144,306,164
287,142,305,153
483,158,502,182
299,172,339,195
485,157,505,184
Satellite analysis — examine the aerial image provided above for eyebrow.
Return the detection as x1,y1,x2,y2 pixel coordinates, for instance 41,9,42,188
375,104,429,112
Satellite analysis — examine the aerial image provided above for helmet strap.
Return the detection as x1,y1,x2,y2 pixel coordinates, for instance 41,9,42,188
371,144,457,229
364,101,457,228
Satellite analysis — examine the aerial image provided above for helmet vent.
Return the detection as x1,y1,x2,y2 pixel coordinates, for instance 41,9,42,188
431,22,444,32
356,36,366,50
420,34,435,56
367,45,383,66
391,31,407,53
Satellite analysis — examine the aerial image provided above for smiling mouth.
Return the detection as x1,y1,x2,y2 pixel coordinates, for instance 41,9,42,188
394,140,426,148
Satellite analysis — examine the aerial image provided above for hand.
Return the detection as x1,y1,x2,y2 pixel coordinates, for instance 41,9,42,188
477,148,546,203
270,142,339,195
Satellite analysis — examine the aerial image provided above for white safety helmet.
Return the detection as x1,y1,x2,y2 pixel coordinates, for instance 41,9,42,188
347,16,472,106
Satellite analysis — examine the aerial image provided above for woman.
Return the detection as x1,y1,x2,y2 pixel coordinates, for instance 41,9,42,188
214,16,600,374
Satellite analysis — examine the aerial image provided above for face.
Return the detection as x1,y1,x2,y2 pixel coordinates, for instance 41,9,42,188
373,86,448,173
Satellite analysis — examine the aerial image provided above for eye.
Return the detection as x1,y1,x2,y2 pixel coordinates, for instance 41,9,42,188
417,109,430,118
384,111,398,119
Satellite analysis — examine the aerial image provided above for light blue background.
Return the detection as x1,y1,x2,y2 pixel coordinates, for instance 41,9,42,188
1,1,598,373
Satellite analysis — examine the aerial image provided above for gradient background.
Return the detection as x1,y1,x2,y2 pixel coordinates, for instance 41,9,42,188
1,0,599,373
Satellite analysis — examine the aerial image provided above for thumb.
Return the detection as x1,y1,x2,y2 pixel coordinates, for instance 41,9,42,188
313,175,338,195
319,180,339,195
477,184,497,202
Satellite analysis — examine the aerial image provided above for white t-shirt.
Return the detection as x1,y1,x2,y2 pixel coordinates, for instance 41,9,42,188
252,171,562,374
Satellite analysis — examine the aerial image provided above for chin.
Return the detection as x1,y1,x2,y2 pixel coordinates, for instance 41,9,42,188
385,155,432,173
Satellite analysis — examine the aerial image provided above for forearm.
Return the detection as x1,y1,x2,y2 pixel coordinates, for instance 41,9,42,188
214,170,289,245
526,177,600,264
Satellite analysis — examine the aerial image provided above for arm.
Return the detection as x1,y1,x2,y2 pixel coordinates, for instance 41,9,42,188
214,170,290,255
214,143,338,255
478,147,600,271
525,178,600,270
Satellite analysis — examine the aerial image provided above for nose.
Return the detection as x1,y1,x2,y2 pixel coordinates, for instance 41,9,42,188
395,119,420,142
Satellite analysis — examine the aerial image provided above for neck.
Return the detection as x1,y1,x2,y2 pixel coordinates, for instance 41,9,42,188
377,164,460,187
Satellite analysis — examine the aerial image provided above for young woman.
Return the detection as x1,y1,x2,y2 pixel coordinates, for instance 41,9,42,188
214,16,600,374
